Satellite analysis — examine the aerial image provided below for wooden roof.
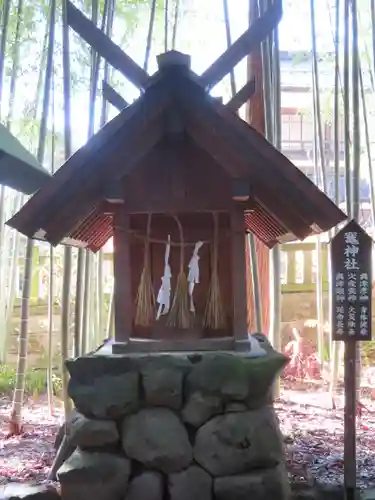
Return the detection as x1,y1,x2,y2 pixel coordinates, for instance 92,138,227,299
0,124,52,194
7,53,346,250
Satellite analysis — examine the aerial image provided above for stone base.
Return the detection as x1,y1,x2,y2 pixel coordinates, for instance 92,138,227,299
56,335,289,500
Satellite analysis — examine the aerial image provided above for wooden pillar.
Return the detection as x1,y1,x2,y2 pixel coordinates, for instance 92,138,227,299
113,206,132,342
230,205,249,347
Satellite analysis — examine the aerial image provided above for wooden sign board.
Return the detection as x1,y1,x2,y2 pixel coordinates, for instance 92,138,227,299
330,219,373,342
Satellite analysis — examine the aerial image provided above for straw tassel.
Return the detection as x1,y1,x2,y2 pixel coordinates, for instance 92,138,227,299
166,216,192,329
134,213,156,326
204,212,226,329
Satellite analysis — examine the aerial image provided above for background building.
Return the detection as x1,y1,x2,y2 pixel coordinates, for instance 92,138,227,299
279,50,373,225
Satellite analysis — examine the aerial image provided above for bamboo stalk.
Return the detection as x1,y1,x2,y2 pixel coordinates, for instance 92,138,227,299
164,0,169,52
0,0,24,362
351,0,362,403
257,0,281,354
2,13,48,360
329,0,341,408
258,0,274,144
238,0,265,333
11,240,34,434
248,234,262,331
10,0,56,434
47,71,56,415
312,118,325,371
171,0,180,50
74,249,84,357
81,252,91,354
351,0,360,220
0,0,11,114
222,0,236,97
47,242,54,414
97,250,104,341
106,286,115,339
0,185,7,362
344,0,351,217
371,0,375,88
90,256,97,350
96,0,114,345
5,0,24,128
359,64,375,227
269,21,282,398
61,0,73,419
250,0,282,395
4,195,23,357
96,0,114,344
33,27,49,120
80,0,103,352
310,0,328,369
61,268,72,418
144,0,156,72
358,59,375,406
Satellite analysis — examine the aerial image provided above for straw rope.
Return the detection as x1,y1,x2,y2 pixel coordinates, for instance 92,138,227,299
134,213,156,326
204,212,226,329
113,224,230,246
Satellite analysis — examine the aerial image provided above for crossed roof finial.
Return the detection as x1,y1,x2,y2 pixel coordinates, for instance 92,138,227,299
66,0,282,113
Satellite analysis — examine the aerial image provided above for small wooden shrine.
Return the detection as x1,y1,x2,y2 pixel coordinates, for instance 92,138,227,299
8,51,346,353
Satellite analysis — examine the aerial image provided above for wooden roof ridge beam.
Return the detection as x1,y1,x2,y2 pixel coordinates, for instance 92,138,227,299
226,77,256,112
67,0,149,90
200,0,282,91
102,81,128,111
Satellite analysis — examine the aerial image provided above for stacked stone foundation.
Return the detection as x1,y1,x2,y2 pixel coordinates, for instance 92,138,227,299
57,340,290,500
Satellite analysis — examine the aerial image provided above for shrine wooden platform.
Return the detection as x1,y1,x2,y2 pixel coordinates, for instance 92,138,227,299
93,337,251,354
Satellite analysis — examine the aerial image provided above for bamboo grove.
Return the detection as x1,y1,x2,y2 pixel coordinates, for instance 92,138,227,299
0,0,374,428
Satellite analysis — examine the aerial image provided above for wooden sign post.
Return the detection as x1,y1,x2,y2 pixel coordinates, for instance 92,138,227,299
330,219,373,500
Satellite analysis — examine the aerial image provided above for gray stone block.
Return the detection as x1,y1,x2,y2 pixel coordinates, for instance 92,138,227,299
214,464,290,500
194,407,284,476
122,408,192,473
169,465,212,500
57,449,130,500
124,471,164,500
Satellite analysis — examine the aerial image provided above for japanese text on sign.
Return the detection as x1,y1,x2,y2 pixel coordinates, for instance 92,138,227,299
331,221,372,342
